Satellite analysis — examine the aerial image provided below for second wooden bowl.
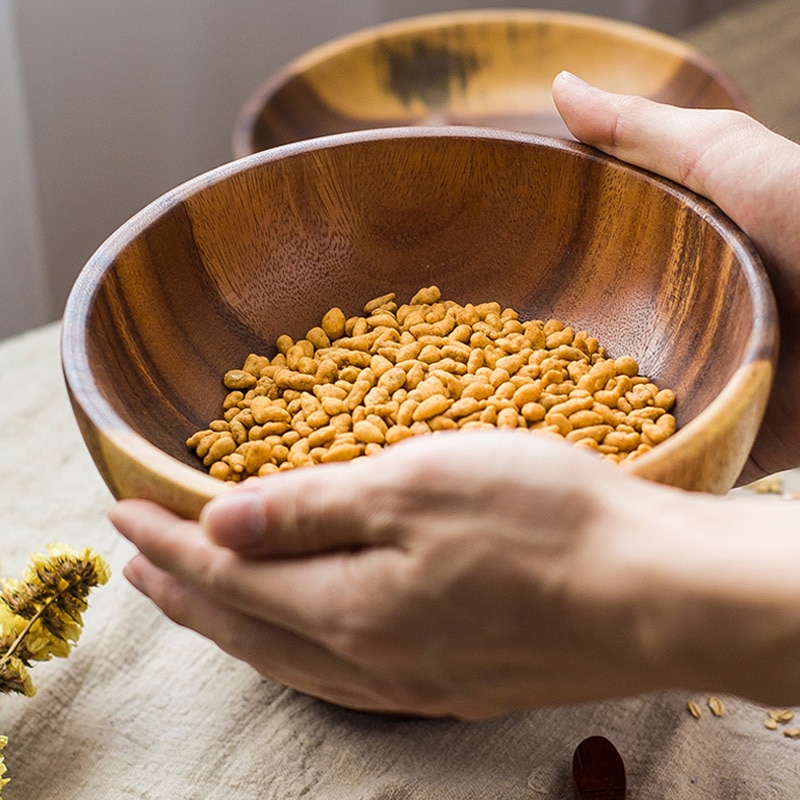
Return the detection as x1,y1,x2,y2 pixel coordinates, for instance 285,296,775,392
233,9,751,158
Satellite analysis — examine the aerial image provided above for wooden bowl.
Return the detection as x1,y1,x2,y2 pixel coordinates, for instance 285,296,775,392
232,9,751,158
62,128,777,520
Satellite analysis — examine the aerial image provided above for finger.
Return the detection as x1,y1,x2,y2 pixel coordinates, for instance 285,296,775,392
199,452,403,556
204,429,611,557
110,498,403,642
552,71,800,300
552,71,797,238
110,499,228,600
123,554,396,712
552,70,756,195
201,430,498,556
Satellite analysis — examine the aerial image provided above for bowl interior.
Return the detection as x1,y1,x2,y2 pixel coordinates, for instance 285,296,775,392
233,10,751,157
63,129,774,514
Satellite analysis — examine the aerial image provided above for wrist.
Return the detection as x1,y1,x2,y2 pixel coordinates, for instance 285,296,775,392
615,488,800,704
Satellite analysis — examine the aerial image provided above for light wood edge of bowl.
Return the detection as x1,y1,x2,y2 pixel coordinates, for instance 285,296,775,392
231,7,751,158
73,401,230,520
70,355,773,522
623,357,773,494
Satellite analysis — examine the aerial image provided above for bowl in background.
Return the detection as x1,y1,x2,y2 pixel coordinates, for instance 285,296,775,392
62,127,776,520
232,9,751,158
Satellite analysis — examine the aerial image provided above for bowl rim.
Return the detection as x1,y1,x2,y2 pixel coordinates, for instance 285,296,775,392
62,125,777,507
231,7,752,159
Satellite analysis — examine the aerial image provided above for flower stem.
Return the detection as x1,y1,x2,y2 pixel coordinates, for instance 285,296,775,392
0,582,76,668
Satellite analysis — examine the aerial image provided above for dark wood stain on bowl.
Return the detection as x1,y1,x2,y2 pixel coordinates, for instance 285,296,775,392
377,36,480,109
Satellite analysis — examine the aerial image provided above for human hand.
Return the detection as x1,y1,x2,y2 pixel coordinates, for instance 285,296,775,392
552,71,800,483
111,431,704,718
110,81,800,718
112,429,800,715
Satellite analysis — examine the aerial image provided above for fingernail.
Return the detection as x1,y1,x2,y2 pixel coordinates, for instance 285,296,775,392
201,489,265,550
123,556,147,593
557,70,596,89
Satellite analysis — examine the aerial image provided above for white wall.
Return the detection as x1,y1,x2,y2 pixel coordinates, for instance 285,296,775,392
3,0,746,339
10,0,386,329
0,0,49,339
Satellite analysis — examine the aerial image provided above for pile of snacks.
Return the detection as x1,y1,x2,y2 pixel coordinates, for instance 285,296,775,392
188,286,676,482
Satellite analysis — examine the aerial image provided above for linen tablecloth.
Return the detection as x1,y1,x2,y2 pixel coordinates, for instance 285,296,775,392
2,321,800,798
5,0,800,793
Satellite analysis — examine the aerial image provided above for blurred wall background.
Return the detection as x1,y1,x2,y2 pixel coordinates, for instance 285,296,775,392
1,0,746,339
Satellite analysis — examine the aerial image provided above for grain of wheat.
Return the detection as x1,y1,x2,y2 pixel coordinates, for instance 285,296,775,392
708,696,726,717
189,286,678,481
687,701,703,719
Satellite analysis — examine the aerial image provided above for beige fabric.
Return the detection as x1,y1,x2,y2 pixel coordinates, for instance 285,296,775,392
2,322,800,797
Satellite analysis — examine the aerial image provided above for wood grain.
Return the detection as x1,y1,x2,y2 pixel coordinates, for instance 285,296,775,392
233,9,751,158
62,128,776,519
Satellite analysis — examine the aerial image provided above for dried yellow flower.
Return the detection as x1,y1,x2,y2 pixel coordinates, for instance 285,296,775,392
0,605,25,647
0,543,110,694
0,656,33,698
0,544,109,796
0,735,7,796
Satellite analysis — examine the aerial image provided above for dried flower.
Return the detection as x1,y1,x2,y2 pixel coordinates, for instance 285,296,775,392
0,543,110,696
0,735,8,797
0,543,109,798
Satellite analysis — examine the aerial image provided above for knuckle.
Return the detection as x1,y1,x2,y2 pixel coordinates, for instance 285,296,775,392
194,547,238,596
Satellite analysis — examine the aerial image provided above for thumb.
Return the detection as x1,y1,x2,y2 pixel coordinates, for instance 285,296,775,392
200,456,386,556
551,70,761,198
551,71,800,275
